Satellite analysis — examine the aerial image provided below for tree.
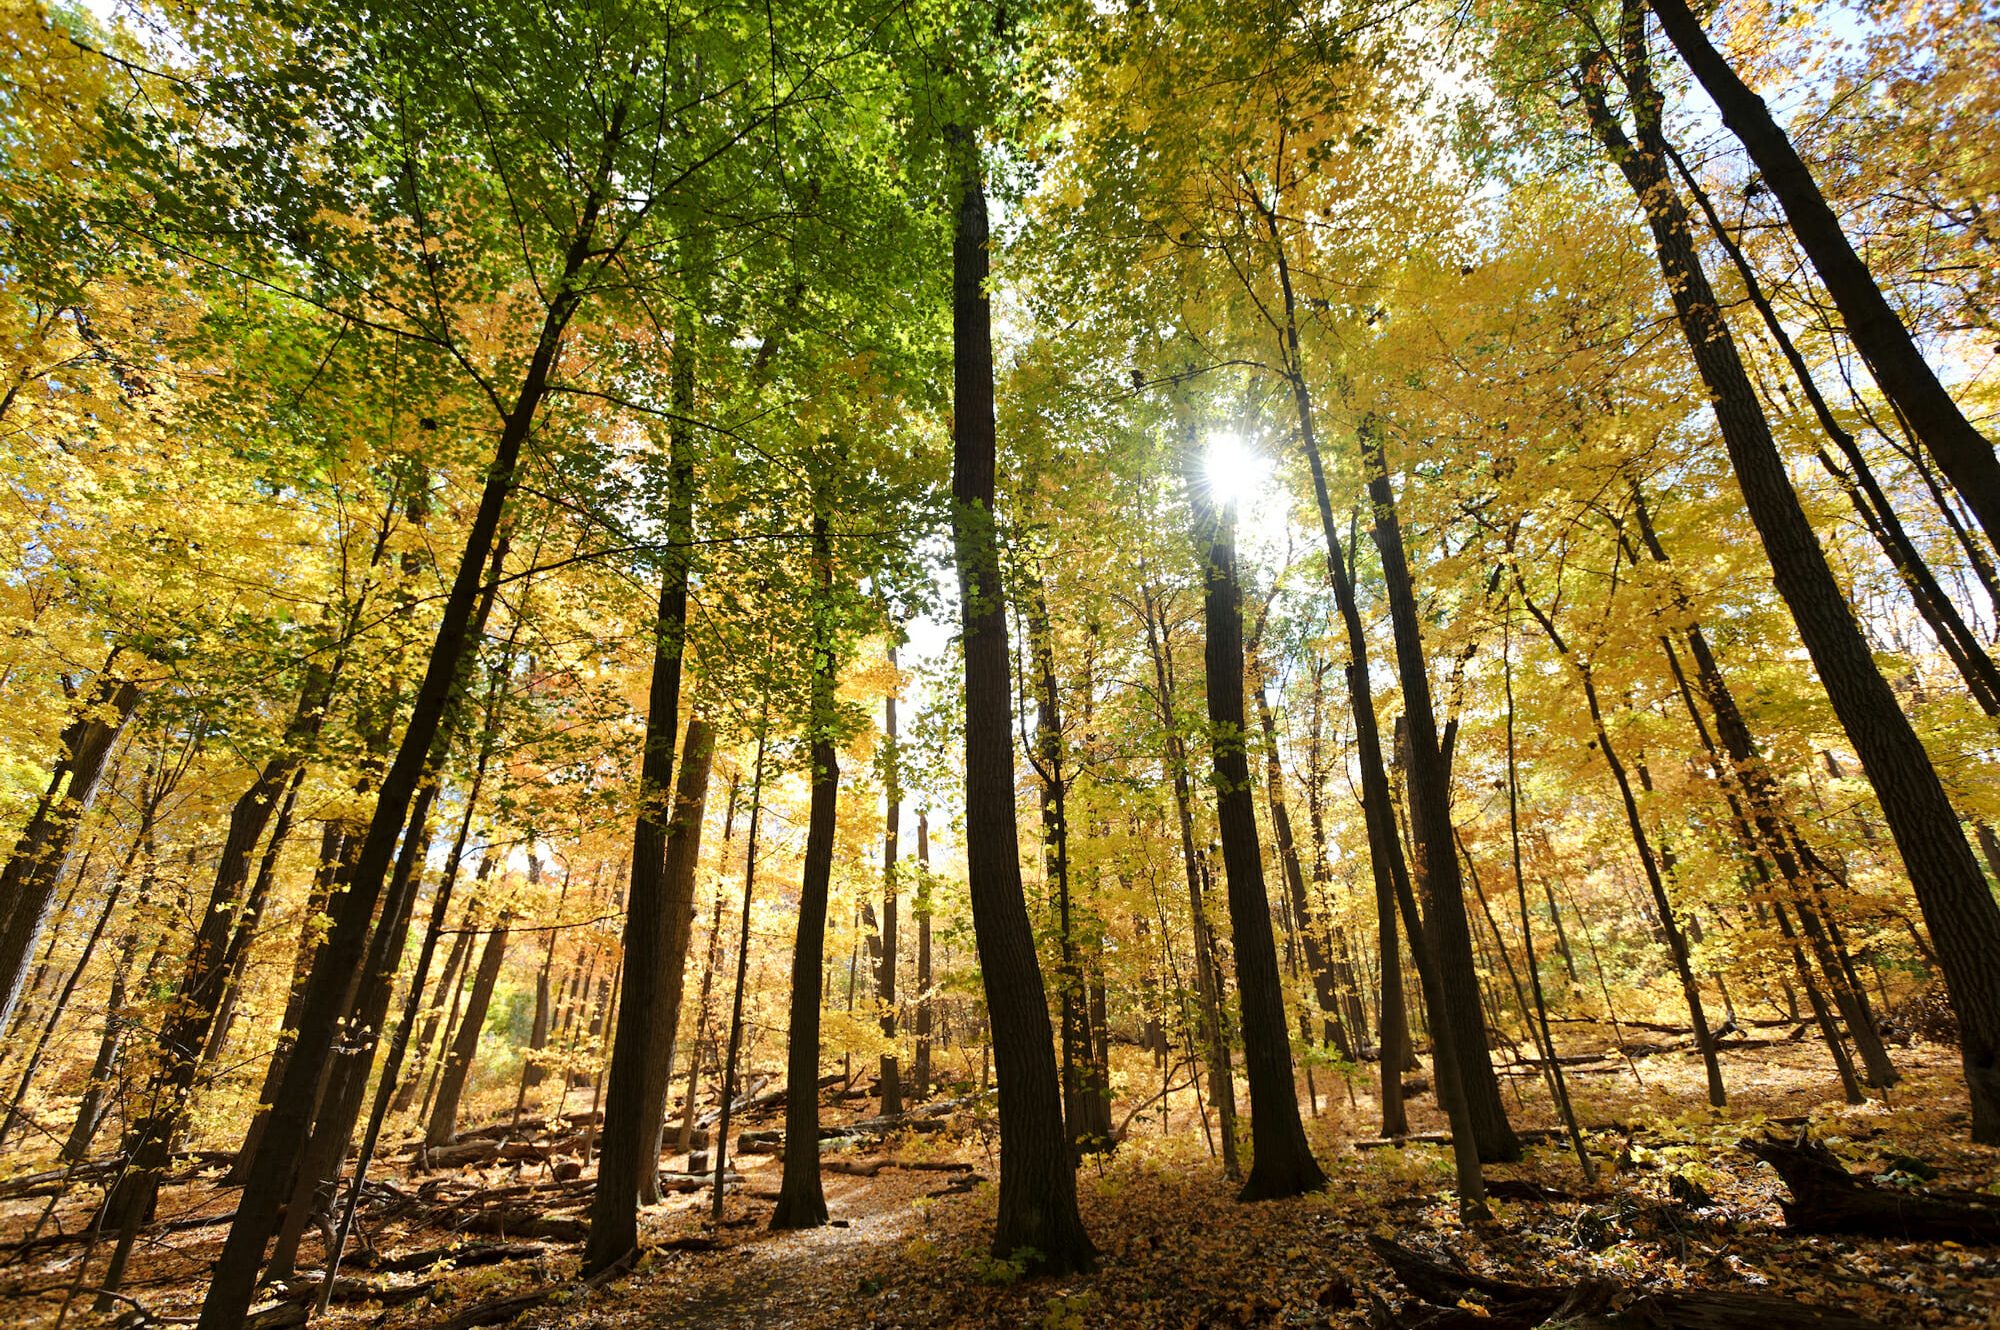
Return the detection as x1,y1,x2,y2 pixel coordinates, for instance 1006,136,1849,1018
947,134,1095,1274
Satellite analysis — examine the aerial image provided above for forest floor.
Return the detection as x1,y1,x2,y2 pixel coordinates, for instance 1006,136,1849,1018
4,1027,1998,1329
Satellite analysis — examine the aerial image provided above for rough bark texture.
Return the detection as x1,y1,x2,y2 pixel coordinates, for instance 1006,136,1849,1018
947,138,1094,1274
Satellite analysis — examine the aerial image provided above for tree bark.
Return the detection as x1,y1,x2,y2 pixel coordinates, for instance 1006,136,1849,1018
1363,426,1519,1157
0,660,140,1037
947,133,1094,1274
637,718,714,1203
913,810,934,1101
1190,484,1325,1200
878,646,902,1118
772,518,839,1231
1584,19,2000,1141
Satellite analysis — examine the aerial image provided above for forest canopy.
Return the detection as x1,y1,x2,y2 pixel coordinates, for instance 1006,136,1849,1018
1,0,1998,1326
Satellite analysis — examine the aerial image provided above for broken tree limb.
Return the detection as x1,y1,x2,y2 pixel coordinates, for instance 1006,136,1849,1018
1744,1134,2000,1244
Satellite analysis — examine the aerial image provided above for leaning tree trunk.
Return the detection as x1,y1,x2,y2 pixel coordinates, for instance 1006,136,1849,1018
1140,573,1240,1177
1190,484,1325,1200
946,131,1094,1274
198,209,613,1330
1249,646,1349,1057
772,515,840,1232
1646,0,2000,544
1257,219,1479,1177
0,660,140,1037
582,279,699,1273
1583,17,2000,1142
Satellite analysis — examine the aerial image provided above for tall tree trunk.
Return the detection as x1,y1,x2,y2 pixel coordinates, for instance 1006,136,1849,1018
199,121,630,1325
878,645,902,1118
913,810,934,1101
1583,22,2000,1141
1501,618,1596,1182
1646,0,2000,543
1516,574,1726,1108
772,517,839,1231
1362,426,1518,1157
637,718,714,1204
1253,187,1483,1172
1666,145,2000,713
1189,482,1325,1200
946,133,1093,1274
0,659,140,1036
713,700,771,1224
1624,490,1899,1090
583,284,699,1271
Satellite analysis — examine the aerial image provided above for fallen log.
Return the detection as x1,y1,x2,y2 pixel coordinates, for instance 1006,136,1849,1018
356,1241,545,1275
1743,1134,2000,1244
448,1207,589,1243
1368,1234,1889,1329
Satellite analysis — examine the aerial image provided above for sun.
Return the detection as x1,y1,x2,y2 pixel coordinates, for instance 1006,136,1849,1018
1203,431,1276,512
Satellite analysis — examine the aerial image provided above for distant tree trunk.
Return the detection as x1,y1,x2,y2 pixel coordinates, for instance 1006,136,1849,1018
1140,571,1240,1178
1501,618,1595,1182
946,132,1093,1274
878,645,902,1118
1584,17,2000,1142
1516,575,1726,1108
0,826,136,1154
679,774,735,1156
0,658,141,1037
1025,578,1097,1154
1646,0,2000,544
772,516,839,1232
1248,646,1348,1057
912,810,934,1101
395,909,474,1117
713,702,771,1224
426,859,508,1148
1190,481,1325,1200
637,717,714,1204
201,769,307,1073
1362,428,1518,1157
100,653,348,1255
1623,488,1899,1090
